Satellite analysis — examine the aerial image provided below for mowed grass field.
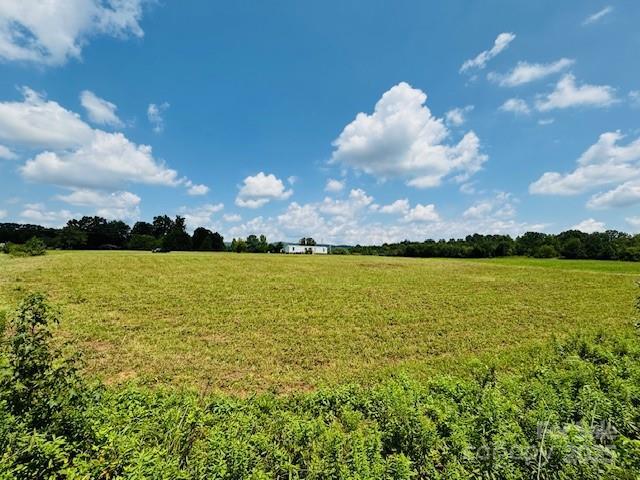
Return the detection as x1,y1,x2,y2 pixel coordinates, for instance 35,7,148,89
0,251,638,394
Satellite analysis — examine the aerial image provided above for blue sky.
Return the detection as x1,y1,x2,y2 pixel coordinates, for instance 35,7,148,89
0,0,638,244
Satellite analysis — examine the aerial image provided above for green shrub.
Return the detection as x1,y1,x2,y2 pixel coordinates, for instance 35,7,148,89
2,237,47,257
0,294,639,478
0,293,94,478
23,237,47,256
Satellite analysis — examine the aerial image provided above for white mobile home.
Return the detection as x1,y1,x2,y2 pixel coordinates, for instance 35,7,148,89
283,243,329,254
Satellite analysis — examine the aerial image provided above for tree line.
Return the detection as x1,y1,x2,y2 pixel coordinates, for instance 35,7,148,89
0,216,224,252
349,231,640,261
0,215,284,253
2,217,640,260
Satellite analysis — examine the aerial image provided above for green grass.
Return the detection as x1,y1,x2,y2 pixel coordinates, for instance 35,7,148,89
0,251,638,393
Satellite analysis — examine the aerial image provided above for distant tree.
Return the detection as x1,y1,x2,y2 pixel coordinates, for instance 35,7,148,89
199,235,214,251
0,223,58,245
162,216,191,251
64,216,130,248
560,237,585,259
131,221,154,236
246,235,260,253
230,238,247,253
192,227,214,251
174,216,187,232
211,232,225,251
299,237,316,246
258,235,269,252
66,216,105,248
584,232,616,260
152,215,175,238
516,232,554,256
494,240,513,257
533,244,558,258
102,220,130,247
244,234,269,253
56,226,88,250
127,234,159,251
267,241,284,253
621,246,640,262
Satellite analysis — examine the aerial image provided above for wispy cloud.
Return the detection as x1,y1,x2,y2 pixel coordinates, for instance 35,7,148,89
147,102,170,133
460,33,516,73
582,6,613,26
488,58,574,87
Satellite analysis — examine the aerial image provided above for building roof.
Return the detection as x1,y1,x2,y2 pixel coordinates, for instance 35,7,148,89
284,243,332,247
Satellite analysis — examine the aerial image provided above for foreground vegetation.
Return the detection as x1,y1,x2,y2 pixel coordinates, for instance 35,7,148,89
1,293,639,478
1,251,639,392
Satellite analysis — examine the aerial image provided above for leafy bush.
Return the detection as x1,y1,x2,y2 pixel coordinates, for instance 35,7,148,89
0,293,94,478
1,237,47,257
0,294,639,478
23,237,47,256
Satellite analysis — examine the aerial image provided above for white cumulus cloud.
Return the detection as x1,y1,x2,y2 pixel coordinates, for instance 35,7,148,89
319,189,374,220
571,218,605,233
56,188,141,219
0,144,17,160
236,172,293,208
460,32,516,73
0,87,203,196
531,131,640,210
379,199,410,215
445,105,474,126
403,203,440,223
0,87,94,150
19,203,77,227
325,178,345,193
21,130,181,190
277,202,327,235
499,98,530,115
223,213,241,223
264,189,537,245
626,217,640,230
535,74,617,111
0,0,146,66
530,132,640,197
80,90,123,128
463,192,516,220
587,181,640,209
186,183,209,196
331,82,487,189
179,203,224,231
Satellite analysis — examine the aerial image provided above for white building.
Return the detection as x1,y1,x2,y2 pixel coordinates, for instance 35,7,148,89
283,243,329,254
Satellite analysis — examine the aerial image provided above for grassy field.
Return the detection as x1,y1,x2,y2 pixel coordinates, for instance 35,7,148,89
0,251,638,393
